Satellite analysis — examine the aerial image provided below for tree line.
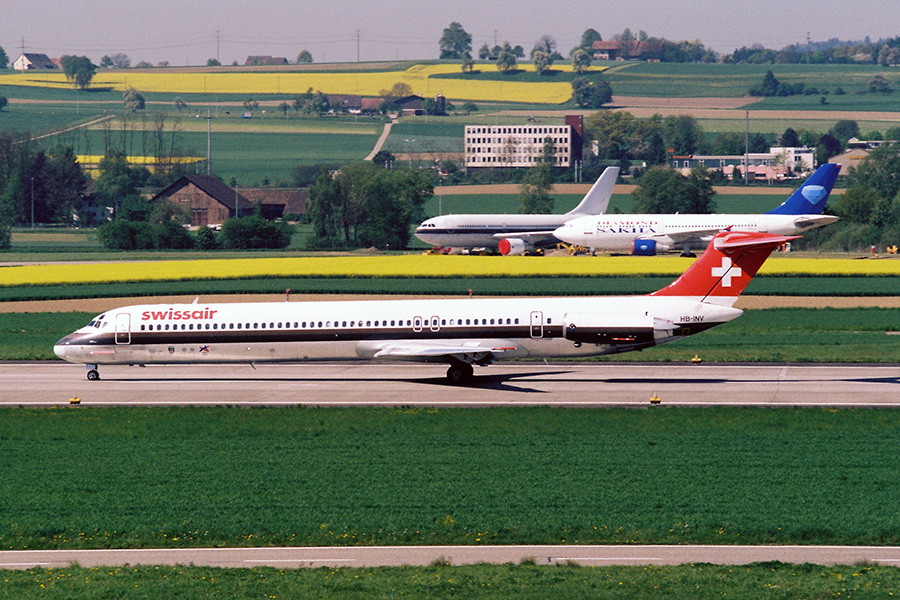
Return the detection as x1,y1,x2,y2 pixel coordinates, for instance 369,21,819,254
440,24,900,66
306,163,433,250
803,143,900,251
584,111,900,175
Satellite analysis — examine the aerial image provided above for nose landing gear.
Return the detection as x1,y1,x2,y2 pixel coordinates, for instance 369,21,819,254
86,364,100,381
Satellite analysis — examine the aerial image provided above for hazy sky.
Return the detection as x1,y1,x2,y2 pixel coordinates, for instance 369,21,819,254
2,0,893,66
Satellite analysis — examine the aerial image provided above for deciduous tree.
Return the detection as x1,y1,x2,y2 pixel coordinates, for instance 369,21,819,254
123,87,145,112
571,77,611,108
439,22,472,59
460,52,474,73
532,50,552,74
848,142,900,202
632,166,716,214
60,55,97,90
518,137,556,214
571,48,591,73
307,164,432,249
495,43,517,73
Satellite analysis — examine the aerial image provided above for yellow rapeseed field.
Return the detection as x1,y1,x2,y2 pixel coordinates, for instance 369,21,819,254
2,254,899,288
0,63,603,103
76,155,204,165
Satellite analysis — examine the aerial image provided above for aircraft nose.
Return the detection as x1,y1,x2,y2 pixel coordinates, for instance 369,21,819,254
53,335,73,360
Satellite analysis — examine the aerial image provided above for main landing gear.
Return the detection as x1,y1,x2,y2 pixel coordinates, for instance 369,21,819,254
446,361,474,384
86,364,100,381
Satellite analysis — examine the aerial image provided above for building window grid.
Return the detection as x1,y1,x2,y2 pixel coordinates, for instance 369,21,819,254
465,125,573,168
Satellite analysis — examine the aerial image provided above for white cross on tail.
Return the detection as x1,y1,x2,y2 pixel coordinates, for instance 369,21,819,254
710,257,741,287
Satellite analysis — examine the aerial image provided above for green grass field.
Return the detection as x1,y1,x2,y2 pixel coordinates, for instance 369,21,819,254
3,406,900,550
2,562,897,599
66,125,381,185
5,308,900,362
603,61,900,100
5,60,900,186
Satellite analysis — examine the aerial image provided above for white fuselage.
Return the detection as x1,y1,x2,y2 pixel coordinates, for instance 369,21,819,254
415,213,590,249
554,213,838,251
54,296,742,367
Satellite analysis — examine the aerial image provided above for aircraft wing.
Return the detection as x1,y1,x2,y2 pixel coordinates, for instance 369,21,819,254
490,231,559,245
366,340,523,363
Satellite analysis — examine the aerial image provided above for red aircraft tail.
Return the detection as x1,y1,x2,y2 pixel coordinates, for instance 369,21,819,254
650,231,798,306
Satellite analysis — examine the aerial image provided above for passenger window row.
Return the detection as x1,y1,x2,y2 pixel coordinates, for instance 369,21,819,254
138,317,528,332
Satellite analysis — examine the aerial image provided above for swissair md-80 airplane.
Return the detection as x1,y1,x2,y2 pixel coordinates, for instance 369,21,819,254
55,230,793,383
553,163,840,256
414,167,619,255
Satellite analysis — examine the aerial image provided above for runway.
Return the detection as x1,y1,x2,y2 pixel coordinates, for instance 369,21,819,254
3,361,900,406
4,544,900,569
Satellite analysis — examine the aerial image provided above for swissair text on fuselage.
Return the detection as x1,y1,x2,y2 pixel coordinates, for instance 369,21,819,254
141,308,219,321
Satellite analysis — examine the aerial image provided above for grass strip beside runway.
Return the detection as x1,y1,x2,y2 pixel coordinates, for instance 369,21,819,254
5,308,900,361
3,406,900,550
2,562,899,599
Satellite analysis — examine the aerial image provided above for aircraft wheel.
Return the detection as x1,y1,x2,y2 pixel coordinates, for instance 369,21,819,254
87,369,100,381
446,362,473,384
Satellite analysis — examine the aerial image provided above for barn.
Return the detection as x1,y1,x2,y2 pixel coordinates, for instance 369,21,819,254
151,175,255,228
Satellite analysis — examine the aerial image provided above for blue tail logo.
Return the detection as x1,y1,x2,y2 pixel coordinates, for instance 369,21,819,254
766,163,840,215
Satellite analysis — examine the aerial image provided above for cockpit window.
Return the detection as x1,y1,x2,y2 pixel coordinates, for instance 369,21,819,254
87,313,107,328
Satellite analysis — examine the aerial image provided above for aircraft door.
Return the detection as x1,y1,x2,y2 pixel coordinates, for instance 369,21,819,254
430,316,441,332
115,313,131,345
530,311,543,338
413,316,423,332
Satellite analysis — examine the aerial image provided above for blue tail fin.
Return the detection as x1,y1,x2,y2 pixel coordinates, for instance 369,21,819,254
766,163,840,215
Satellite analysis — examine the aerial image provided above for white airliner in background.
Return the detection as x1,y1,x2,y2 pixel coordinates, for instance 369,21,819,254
554,163,840,256
414,167,619,255
55,230,793,383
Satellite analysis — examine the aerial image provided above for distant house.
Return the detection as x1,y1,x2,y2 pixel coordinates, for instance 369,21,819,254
360,97,384,112
151,175,255,228
244,55,289,66
394,95,425,116
326,95,363,113
13,53,58,71
590,40,662,61
236,188,308,220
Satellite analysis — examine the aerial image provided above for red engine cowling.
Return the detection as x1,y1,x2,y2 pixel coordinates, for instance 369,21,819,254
498,238,532,255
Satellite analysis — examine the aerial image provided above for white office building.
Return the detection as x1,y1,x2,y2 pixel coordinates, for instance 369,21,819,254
465,124,573,168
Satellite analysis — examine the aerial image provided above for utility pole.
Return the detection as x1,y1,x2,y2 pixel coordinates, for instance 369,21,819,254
806,32,811,66
356,30,361,63
744,110,750,186
216,30,221,64
206,108,212,175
